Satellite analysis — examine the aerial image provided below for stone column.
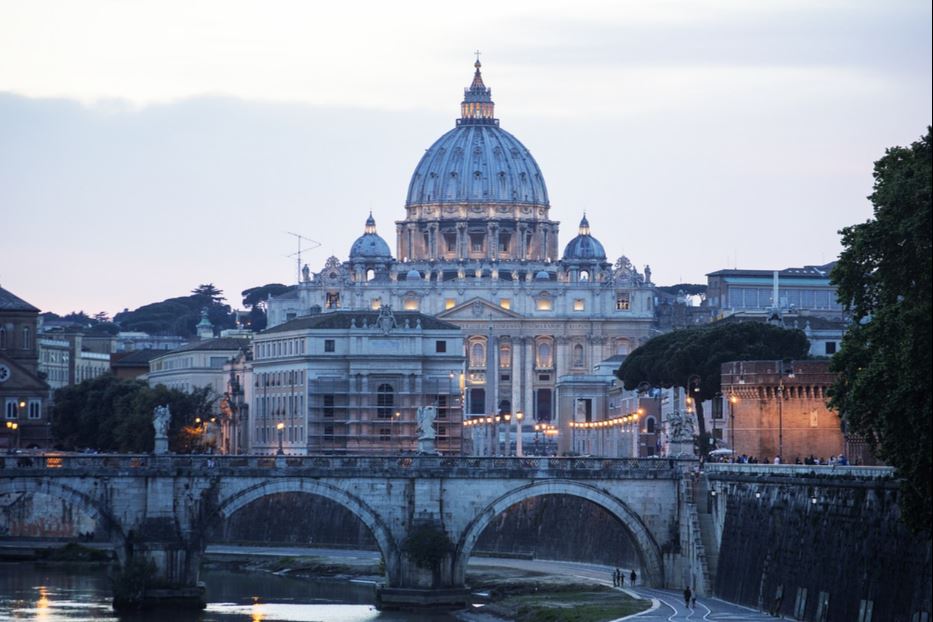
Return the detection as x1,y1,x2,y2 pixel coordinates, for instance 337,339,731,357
524,338,535,423
456,222,466,260
511,337,523,456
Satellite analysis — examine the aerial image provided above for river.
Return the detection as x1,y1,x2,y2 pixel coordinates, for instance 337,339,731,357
0,563,460,622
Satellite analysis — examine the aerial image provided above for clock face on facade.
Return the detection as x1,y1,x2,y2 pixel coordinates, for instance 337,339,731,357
0,364,10,383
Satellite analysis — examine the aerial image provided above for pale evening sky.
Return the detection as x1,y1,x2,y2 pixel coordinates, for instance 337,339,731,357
0,0,930,317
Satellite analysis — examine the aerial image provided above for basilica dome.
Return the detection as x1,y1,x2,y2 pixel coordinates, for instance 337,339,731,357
405,61,549,208
349,213,392,260
562,215,607,261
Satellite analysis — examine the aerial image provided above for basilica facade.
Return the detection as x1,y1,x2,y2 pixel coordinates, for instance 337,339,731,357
266,61,655,453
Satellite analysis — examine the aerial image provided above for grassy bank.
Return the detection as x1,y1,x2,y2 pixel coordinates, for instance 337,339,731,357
467,574,651,622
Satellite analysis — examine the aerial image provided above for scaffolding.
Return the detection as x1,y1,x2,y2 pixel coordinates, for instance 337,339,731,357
307,374,464,454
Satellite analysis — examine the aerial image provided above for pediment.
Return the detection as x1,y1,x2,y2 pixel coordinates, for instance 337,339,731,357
0,355,49,391
437,297,524,320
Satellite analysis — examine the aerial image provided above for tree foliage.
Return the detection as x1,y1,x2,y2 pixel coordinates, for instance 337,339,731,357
113,285,235,337
828,127,932,534
50,374,216,453
617,322,810,454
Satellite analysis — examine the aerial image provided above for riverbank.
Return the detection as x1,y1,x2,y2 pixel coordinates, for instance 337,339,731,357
203,553,651,622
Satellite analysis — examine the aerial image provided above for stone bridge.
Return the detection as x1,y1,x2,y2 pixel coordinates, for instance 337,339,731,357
0,454,687,608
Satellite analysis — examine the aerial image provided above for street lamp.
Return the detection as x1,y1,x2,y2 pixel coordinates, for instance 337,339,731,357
276,422,285,455
514,410,524,457
776,360,795,462
5,421,19,453
728,392,738,456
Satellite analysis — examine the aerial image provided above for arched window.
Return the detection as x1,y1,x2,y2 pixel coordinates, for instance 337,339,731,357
580,270,590,282
377,383,394,419
22,327,31,350
646,417,656,434
470,341,486,368
499,343,511,368
573,343,584,367
536,340,553,369
366,269,375,281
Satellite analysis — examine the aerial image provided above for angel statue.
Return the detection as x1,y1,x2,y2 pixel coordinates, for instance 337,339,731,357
153,405,171,439
416,405,437,441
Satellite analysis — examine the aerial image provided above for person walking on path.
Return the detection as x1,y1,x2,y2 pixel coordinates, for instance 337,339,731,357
630,569,636,585
684,586,692,608
619,570,624,587
612,569,618,587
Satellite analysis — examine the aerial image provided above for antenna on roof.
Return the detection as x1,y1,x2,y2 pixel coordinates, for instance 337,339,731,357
285,232,322,283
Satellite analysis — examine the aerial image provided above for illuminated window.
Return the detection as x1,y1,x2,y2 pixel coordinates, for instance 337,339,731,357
536,297,553,311
615,293,631,311
499,298,511,310
371,297,382,310
499,343,511,368
536,341,553,369
325,292,340,309
580,270,590,282
573,299,585,311
470,233,484,253
445,298,457,310
403,298,419,311
470,341,486,368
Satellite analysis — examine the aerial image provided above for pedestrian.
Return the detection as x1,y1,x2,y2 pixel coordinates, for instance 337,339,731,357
691,594,697,609
612,569,618,587
684,586,692,608
630,569,636,585
619,570,624,587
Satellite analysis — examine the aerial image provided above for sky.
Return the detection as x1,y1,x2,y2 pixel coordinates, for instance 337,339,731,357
1,0,930,317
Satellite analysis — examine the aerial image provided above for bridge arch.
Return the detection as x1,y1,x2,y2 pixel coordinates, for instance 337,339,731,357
454,480,665,586
0,478,125,543
210,478,398,583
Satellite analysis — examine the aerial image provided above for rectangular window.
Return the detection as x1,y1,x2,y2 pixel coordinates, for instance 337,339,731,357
499,298,511,310
324,425,334,438
436,395,448,418
825,341,837,355
286,312,297,321
501,374,510,382
470,233,484,253
324,339,335,353
445,298,456,310
444,232,457,253
4,399,17,419
323,395,335,418
535,388,553,422
536,298,553,311
498,232,511,253
28,400,41,420
371,297,382,310
435,340,447,353
712,399,723,419
403,298,419,311
615,293,631,310
573,299,585,311
379,427,391,442
325,292,340,309
469,388,486,415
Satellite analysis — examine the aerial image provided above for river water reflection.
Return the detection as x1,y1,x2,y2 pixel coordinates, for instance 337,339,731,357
0,563,459,622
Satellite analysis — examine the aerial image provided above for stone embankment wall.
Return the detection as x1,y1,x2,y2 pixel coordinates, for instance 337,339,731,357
709,472,932,622
0,491,95,538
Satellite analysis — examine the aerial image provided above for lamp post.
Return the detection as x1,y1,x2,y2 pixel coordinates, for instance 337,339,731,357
729,392,738,456
514,410,524,457
276,421,285,455
5,421,19,453
776,360,795,462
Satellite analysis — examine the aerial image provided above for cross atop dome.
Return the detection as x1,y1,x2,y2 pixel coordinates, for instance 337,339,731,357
365,211,377,234
459,55,497,126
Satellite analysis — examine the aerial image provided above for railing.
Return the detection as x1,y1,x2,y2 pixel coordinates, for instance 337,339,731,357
704,463,895,479
0,453,688,477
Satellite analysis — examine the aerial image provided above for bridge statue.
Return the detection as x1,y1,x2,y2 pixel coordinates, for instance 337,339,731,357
416,406,438,454
666,410,696,457
152,405,171,455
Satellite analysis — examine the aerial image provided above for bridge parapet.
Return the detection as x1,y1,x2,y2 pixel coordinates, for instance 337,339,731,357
704,463,894,481
0,454,685,479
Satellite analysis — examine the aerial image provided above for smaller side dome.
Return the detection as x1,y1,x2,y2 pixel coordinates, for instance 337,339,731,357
562,214,607,261
406,269,422,281
349,213,392,260
535,270,551,280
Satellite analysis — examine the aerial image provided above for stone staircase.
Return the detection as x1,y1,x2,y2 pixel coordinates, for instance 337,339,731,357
695,475,720,592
